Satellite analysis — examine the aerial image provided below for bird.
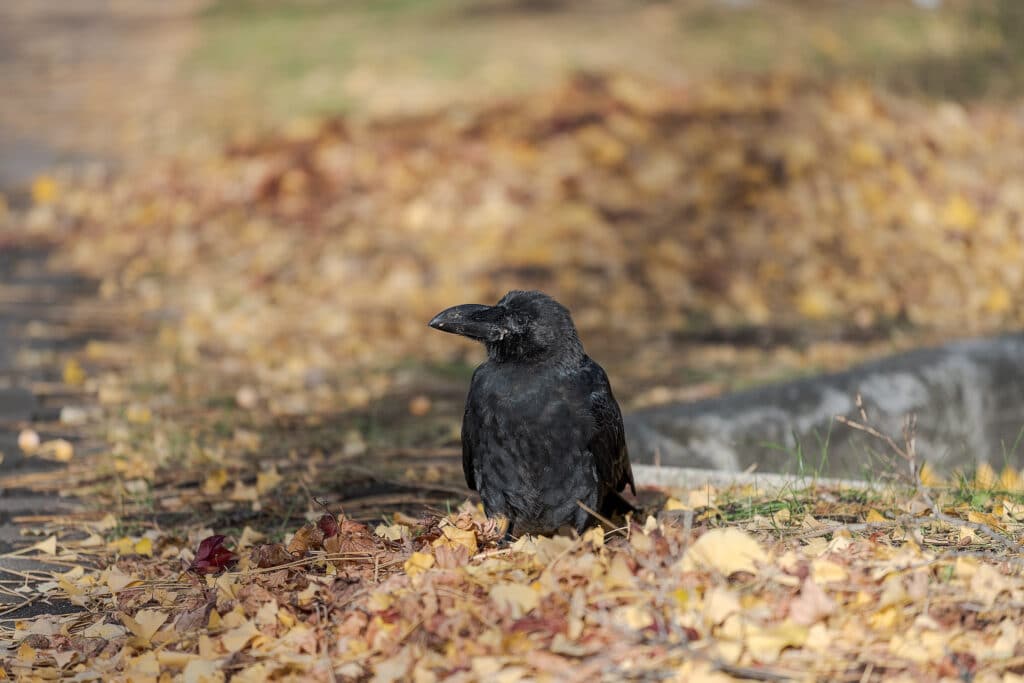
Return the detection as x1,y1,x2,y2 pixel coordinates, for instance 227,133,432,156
428,290,635,536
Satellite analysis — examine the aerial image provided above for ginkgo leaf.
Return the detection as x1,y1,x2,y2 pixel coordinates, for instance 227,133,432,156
121,609,169,644
403,551,435,577
489,582,539,618
221,619,261,654
681,528,768,576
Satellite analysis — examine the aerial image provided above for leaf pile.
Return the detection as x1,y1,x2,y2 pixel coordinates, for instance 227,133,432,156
5,484,1024,682
7,71,1024,680
18,73,1024,408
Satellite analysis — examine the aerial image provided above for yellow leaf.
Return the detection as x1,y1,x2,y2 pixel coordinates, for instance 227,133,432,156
404,551,435,577
919,462,945,487
680,528,768,576
109,536,136,556
125,404,152,424
17,642,36,663
999,467,1023,492
985,286,1012,315
295,584,318,609
121,608,168,644
234,664,270,683
847,140,883,167
182,658,225,683
31,536,57,556
437,525,478,555
604,554,635,590
796,288,836,320
255,466,282,494
942,194,978,230
745,619,808,663
865,509,887,524
156,651,196,667
664,497,687,511
125,651,160,676
489,582,539,618
198,634,216,658
975,462,997,489
868,605,901,632
1001,499,1024,521
62,359,86,387
704,587,741,626
229,481,258,502
375,523,403,541
811,558,848,583
82,622,127,639
237,526,265,549
221,619,260,654
967,510,1003,530
801,537,829,557
133,537,153,557
581,525,604,548
31,175,59,204
39,439,73,462
203,469,229,496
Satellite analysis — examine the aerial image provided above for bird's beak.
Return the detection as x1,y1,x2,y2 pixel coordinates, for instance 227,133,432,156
428,304,507,342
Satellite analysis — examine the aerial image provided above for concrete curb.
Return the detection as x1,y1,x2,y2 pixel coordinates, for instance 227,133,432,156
632,464,877,492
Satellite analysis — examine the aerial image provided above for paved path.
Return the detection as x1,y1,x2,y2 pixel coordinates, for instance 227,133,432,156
0,1,203,618
0,0,204,192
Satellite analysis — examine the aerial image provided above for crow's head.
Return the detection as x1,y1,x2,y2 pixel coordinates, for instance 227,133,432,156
429,290,583,364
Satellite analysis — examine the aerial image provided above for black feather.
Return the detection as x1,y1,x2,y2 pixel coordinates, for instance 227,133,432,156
430,290,635,535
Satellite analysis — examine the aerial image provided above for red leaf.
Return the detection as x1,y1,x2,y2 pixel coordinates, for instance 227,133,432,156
189,534,237,575
318,513,340,539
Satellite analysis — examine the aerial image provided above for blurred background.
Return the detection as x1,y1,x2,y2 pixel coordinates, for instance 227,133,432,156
3,0,1024,496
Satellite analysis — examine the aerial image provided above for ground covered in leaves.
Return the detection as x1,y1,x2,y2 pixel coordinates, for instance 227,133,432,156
19,72,1024,401
4,477,1024,682
4,70,1024,680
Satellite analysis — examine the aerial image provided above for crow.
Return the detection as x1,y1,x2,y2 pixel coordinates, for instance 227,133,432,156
429,290,635,536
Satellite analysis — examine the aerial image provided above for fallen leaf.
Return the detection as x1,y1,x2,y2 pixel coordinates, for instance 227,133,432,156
121,609,168,644
681,528,768,576
788,577,836,625
404,551,435,577
17,430,40,454
189,535,237,574
288,523,324,555
489,582,539,618
221,619,260,654
251,543,294,569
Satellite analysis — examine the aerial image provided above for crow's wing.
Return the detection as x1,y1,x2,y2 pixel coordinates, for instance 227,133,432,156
461,367,482,491
582,358,635,496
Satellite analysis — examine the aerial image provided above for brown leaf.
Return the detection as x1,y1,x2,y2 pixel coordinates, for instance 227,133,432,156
251,543,296,569
287,523,325,556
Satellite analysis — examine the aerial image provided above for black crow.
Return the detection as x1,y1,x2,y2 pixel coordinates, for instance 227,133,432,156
429,290,635,536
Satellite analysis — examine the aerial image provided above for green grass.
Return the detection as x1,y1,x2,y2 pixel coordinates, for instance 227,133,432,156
185,0,1024,132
